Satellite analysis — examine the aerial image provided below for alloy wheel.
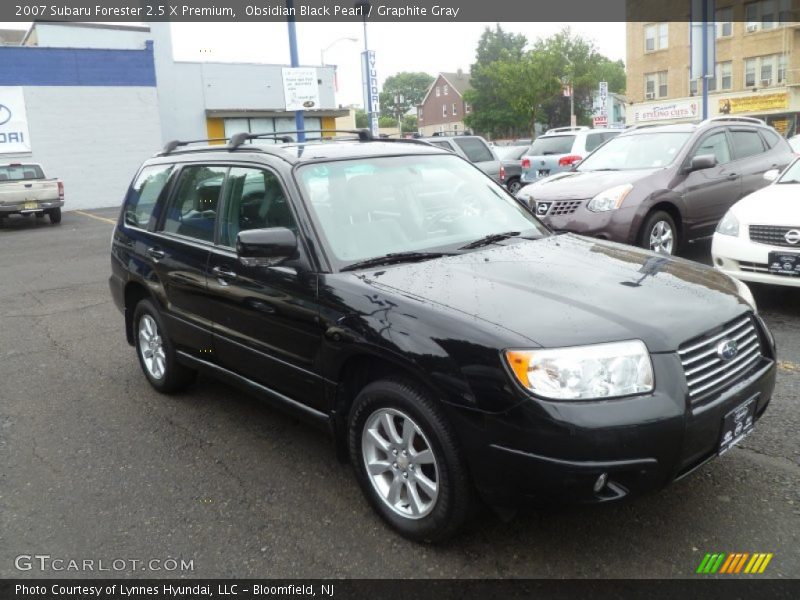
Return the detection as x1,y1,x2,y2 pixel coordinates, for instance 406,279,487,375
649,220,675,254
361,408,439,519
138,314,166,380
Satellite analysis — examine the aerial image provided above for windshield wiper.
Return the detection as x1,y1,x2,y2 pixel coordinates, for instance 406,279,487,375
340,251,455,272
458,231,521,250
778,179,800,184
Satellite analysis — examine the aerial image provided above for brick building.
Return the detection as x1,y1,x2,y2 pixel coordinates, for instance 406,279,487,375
416,71,473,136
627,1,800,135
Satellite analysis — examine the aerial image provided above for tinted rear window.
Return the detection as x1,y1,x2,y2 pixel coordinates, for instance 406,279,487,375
453,137,494,162
730,130,766,159
528,135,576,156
0,165,44,181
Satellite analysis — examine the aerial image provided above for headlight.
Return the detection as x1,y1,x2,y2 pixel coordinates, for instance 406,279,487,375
732,277,757,312
716,211,740,236
505,340,654,400
586,184,633,212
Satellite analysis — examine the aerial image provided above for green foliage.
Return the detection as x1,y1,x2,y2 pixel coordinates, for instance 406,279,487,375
464,26,626,138
354,109,368,129
379,71,435,119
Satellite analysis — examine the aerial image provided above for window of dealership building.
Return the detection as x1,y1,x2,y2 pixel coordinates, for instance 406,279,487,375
0,22,345,210
626,10,800,134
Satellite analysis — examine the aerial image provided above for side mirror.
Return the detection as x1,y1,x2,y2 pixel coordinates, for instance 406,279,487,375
689,154,717,171
763,168,780,182
236,227,298,267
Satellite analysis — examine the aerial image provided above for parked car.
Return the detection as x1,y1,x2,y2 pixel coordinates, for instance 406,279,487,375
517,117,795,255
111,130,774,542
712,157,800,287
520,127,622,184
0,162,64,226
419,134,503,184
788,134,800,153
494,144,529,194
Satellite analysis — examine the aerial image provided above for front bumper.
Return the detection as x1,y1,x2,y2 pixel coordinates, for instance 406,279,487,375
712,232,800,288
0,200,64,215
451,347,776,508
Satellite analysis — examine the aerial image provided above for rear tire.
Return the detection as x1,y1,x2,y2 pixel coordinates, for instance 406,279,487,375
49,208,62,224
348,378,475,543
506,178,522,194
640,210,678,255
132,299,196,393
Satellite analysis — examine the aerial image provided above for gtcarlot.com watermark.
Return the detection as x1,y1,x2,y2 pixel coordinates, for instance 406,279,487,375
15,554,194,572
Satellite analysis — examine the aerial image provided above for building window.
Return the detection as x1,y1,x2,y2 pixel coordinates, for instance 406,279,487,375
418,108,423,122
443,84,449,95
644,23,668,52
746,0,788,31
465,102,471,113
435,86,440,97
645,71,668,99
716,7,733,37
745,58,757,87
746,2,760,31
778,54,788,83
761,0,776,29
761,59,773,86
689,72,698,95
779,0,792,23
442,105,447,117
452,103,457,116
719,61,732,90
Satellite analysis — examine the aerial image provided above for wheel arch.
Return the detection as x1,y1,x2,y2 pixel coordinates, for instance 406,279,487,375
638,200,684,246
123,281,151,345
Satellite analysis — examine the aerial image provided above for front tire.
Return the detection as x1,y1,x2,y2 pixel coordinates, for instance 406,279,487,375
640,210,678,255
132,299,196,393
348,379,475,543
49,208,61,224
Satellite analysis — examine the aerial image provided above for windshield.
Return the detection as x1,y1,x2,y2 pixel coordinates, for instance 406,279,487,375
527,135,575,156
577,132,692,171
0,164,44,181
296,154,548,266
777,158,800,184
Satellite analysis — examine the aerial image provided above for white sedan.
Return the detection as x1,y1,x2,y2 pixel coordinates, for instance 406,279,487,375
712,158,800,287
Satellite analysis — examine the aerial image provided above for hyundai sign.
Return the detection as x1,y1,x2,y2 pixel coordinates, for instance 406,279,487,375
0,87,31,154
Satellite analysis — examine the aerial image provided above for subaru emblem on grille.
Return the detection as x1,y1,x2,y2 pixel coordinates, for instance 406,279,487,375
785,229,800,245
537,203,550,216
716,339,738,361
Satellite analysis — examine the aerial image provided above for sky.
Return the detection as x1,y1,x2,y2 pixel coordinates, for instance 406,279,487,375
0,21,626,107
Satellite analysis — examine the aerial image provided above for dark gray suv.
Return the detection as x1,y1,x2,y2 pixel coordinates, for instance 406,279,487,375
516,117,795,255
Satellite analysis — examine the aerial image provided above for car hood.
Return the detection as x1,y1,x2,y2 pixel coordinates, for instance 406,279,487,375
517,168,661,200
730,183,800,224
358,234,748,353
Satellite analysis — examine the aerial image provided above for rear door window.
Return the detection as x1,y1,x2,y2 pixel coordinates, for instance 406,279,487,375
453,137,494,162
730,129,766,159
692,131,732,164
759,128,780,148
160,165,228,243
528,135,576,156
429,140,454,151
585,133,607,152
124,164,174,229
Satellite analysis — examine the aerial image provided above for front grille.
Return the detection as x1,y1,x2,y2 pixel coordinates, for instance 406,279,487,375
548,200,583,216
739,261,769,273
749,224,800,248
678,314,763,403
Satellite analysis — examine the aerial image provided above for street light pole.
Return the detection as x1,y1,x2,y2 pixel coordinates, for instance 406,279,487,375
320,36,358,66
285,0,305,142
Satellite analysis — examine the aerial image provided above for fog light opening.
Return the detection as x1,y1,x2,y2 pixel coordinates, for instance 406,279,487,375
715,258,723,267
593,472,608,493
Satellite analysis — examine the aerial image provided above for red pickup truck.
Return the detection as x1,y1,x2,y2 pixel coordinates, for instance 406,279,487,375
0,163,64,226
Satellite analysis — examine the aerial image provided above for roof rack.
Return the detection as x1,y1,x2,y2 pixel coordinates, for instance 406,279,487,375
703,116,766,126
228,129,374,149
545,126,590,134
624,123,668,130
160,138,229,155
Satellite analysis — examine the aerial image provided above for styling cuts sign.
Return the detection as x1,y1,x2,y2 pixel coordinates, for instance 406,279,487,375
633,99,699,123
0,87,32,153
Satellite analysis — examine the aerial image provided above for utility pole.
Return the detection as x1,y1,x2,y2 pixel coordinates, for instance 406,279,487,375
286,0,305,142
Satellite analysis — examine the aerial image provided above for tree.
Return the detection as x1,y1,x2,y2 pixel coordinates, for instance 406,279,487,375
379,71,435,120
354,109,368,128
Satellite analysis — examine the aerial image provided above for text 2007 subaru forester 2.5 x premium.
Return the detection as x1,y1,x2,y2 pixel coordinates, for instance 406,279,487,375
109,130,776,542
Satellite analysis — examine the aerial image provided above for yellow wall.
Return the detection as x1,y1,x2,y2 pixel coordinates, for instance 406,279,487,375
206,118,225,144
321,116,337,135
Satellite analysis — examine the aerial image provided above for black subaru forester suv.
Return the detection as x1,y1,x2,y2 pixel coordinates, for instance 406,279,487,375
110,130,776,542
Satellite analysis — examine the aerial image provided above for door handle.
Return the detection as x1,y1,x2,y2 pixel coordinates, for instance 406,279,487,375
145,246,165,260
211,266,238,281
726,173,738,180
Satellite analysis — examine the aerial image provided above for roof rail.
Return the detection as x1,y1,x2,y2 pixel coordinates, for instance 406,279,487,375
160,138,228,155
545,126,590,134
228,129,374,149
703,116,766,126
624,123,669,130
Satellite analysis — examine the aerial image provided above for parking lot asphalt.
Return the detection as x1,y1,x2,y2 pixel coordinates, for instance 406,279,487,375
1,208,798,579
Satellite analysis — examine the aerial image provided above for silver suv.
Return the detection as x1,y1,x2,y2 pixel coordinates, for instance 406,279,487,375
520,127,621,185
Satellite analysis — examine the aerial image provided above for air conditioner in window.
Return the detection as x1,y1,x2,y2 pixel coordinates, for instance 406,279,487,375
761,79,772,87
645,92,655,100
746,24,758,32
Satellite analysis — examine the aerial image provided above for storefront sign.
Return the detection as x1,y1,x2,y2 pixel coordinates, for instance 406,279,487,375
0,87,32,154
361,50,379,137
282,68,320,112
718,93,789,114
633,99,699,123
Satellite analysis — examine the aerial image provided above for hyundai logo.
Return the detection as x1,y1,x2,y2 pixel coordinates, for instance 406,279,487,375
716,339,738,361
785,229,800,245
536,202,550,216
0,104,11,126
